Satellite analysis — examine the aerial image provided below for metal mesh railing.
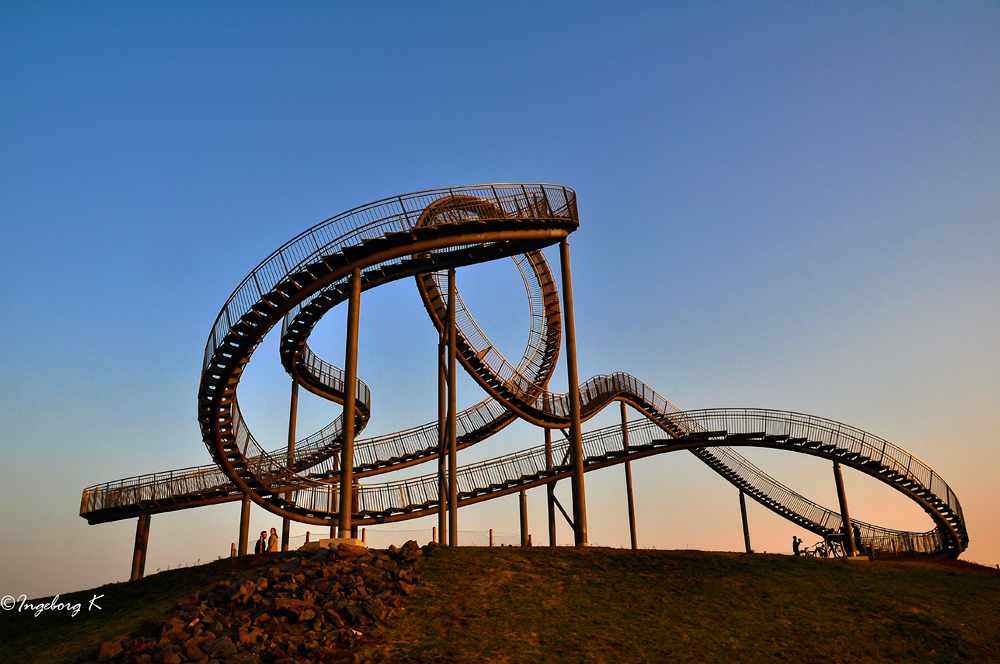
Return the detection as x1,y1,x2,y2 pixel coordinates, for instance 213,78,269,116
203,184,576,373
679,409,964,527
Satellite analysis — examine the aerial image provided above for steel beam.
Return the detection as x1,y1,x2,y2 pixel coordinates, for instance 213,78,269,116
559,239,587,546
833,461,858,556
621,402,637,550
545,427,556,546
438,331,448,546
130,514,150,581
519,489,529,547
282,379,298,552
338,267,362,538
238,494,251,556
740,491,752,554
447,268,458,547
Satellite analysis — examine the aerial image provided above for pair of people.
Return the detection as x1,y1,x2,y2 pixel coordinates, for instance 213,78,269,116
254,527,280,554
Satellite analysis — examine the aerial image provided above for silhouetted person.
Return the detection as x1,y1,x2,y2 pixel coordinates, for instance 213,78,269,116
267,527,279,552
853,524,862,554
792,536,801,556
254,530,266,555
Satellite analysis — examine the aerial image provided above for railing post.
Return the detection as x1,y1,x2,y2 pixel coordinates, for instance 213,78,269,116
438,329,448,546
448,268,459,547
833,461,858,556
621,402,638,550
130,514,151,581
739,491,752,554
282,379,299,552
559,239,588,546
238,494,251,556
338,268,362,539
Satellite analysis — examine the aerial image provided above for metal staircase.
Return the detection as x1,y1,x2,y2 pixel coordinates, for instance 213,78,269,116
81,184,967,559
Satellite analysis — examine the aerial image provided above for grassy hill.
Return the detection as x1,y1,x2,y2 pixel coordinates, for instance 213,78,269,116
2,547,998,663
382,547,1000,663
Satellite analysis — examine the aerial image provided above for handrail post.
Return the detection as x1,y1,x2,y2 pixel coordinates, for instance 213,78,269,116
338,267,362,539
447,268,459,547
560,239,588,546
282,379,298,552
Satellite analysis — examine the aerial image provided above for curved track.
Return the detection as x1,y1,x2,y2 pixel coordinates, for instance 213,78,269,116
80,184,968,558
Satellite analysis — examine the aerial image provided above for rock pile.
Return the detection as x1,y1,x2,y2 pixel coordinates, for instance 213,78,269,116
82,540,431,664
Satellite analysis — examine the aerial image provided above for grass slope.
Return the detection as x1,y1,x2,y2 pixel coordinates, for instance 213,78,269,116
2,548,998,664
382,548,1000,664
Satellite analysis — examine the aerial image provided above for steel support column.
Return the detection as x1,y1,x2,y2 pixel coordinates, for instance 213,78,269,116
544,427,556,546
833,461,858,556
238,494,251,556
351,481,359,540
739,491,752,554
338,267,362,539
437,331,448,546
559,239,587,546
519,489,529,547
130,514,150,581
447,268,458,547
621,402,637,550
282,379,298,552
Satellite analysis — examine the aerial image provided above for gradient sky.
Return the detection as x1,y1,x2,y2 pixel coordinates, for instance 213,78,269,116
1,3,997,599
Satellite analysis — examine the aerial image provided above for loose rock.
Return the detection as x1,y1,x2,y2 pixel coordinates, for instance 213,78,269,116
79,541,427,664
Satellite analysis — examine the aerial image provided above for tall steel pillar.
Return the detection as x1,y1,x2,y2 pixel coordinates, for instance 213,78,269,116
282,379,299,552
833,461,858,557
338,268,362,539
130,514,150,581
559,239,587,546
437,330,448,546
621,402,638,550
519,489,529,547
238,493,251,556
545,427,556,546
739,491,752,554
447,268,459,547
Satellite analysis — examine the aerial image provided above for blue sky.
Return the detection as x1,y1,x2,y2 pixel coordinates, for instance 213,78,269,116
1,2,998,598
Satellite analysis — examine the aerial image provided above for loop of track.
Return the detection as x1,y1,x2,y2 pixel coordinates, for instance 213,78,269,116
80,184,967,558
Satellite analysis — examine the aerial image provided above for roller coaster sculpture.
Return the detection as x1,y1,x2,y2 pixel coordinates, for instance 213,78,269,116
80,185,968,578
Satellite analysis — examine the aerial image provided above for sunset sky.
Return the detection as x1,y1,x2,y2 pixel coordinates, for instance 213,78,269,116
2,3,998,599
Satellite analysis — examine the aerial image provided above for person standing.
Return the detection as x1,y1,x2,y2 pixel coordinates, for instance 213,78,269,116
792,536,801,556
254,530,266,555
267,527,279,552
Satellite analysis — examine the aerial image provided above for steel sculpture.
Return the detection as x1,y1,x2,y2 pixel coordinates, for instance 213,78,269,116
80,185,968,578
